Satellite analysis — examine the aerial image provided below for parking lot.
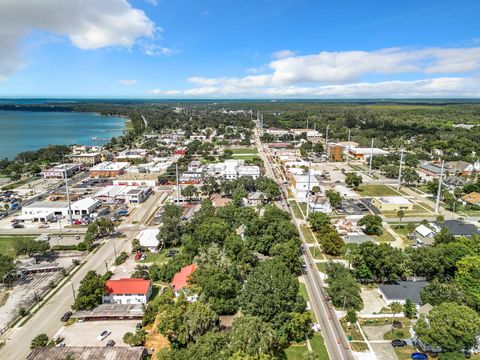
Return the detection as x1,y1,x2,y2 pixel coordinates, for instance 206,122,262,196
58,320,138,347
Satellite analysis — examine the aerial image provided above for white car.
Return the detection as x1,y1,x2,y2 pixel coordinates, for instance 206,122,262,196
97,330,111,341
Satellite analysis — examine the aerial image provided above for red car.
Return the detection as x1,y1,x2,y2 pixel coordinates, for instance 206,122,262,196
134,252,143,261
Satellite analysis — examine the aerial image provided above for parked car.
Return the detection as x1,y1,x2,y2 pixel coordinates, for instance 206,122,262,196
134,252,143,261
61,311,72,322
106,340,115,347
136,322,142,330
12,223,24,228
97,330,111,341
411,353,428,360
391,339,407,347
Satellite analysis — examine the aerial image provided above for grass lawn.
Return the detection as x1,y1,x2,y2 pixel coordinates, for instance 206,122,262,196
341,319,364,341
349,342,370,352
316,262,327,273
228,147,259,154
285,342,309,359
230,155,261,161
394,346,416,360
140,248,175,264
372,230,395,242
290,200,305,219
0,235,37,257
300,225,316,244
310,334,329,359
357,185,404,197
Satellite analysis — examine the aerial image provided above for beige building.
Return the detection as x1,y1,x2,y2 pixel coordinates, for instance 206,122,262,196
372,196,414,212
69,152,102,166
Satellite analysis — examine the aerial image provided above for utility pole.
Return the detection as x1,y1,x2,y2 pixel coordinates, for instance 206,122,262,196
435,160,445,214
70,282,76,301
325,124,330,158
397,148,404,190
306,161,312,217
113,242,117,259
176,163,180,203
64,169,73,226
347,129,351,164
368,138,374,176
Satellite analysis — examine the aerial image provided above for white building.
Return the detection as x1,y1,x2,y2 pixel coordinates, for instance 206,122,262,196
21,197,100,222
238,165,260,179
221,160,260,180
42,163,82,179
138,228,160,252
103,278,152,305
292,174,321,202
93,185,152,204
308,195,332,214
116,149,148,160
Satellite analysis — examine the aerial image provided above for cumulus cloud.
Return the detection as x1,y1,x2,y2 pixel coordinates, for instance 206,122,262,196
141,43,177,56
119,79,138,86
0,0,156,79
150,46,480,98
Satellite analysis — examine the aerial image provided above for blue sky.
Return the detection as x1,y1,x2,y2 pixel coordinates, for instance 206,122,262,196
0,0,479,98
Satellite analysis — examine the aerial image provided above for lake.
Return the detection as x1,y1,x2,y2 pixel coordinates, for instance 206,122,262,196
0,111,125,159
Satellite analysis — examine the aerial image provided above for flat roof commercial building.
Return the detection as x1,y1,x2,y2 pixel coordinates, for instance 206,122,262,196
89,161,130,178
27,347,145,360
42,163,82,179
21,197,100,222
348,147,389,160
372,196,414,212
68,152,102,166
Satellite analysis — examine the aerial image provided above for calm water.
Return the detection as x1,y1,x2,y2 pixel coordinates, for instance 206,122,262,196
0,111,125,159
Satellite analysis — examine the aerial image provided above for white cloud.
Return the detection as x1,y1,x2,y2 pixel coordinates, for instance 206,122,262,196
149,89,182,95
119,79,137,86
272,49,296,59
146,0,159,6
142,43,177,56
150,46,480,97
0,0,156,79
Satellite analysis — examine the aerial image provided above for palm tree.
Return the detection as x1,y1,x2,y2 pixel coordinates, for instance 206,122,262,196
396,210,405,229
389,301,403,332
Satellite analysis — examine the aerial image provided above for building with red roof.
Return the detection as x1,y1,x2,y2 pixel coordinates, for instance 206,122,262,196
171,264,197,295
102,278,152,305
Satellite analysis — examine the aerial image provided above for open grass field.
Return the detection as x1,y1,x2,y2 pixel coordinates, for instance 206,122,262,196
230,155,261,161
228,147,259,154
0,235,37,257
285,335,328,360
289,200,305,219
372,230,395,243
357,185,404,197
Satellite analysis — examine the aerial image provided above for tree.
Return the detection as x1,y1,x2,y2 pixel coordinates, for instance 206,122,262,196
123,329,147,347
414,302,480,352
320,231,344,256
396,210,405,228
434,227,455,245
30,333,49,349
0,255,16,282
71,271,107,310
325,262,363,311
270,240,302,275
358,215,383,235
14,239,50,257
402,167,421,186
346,310,357,324
455,256,480,310
345,172,363,189
389,302,403,330
181,185,198,200
420,279,466,306
403,299,416,319
240,259,299,322
230,315,278,357
307,212,331,232
325,190,342,208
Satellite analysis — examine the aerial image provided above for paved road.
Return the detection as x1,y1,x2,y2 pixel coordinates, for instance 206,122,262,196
0,190,167,360
254,127,353,360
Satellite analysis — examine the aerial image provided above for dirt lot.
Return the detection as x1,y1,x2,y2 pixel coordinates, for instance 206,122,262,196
58,320,138,347
359,287,387,316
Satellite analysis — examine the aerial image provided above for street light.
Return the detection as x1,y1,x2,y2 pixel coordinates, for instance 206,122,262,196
70,282,76,301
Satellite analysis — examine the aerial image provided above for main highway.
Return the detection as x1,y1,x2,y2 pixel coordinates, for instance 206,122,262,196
0,189,168,360
254,125,354,360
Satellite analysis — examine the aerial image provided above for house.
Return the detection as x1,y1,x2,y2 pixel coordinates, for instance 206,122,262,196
89,161,130,178
462,192,480,206
171,264,197,296
431,220,480,237
102,278,152,305
419,162,444,177
348,147,389,160
378,281,428,305
246,192,265,207
372,196,414,212
68,152,102,166
308,195,332,214
42,163,81,179
445,160,478,176
414,224,435,246
138,228,160,252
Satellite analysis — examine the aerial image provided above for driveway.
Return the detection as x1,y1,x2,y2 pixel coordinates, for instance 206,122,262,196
359,287,386,316
362,325,396,360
